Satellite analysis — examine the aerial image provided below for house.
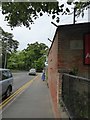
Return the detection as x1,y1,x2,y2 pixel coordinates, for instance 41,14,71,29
48,22,90,118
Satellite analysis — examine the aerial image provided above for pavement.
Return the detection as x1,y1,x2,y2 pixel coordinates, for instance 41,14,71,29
2,74,55,118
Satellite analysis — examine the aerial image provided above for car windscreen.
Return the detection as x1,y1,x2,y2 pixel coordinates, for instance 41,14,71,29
30,69,36,72
2,70,12,80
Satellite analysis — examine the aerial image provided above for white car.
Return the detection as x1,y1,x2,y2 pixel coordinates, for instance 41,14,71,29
29,68,36,75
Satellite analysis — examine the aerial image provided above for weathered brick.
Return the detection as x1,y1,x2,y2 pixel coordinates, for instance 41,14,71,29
48,23,90,117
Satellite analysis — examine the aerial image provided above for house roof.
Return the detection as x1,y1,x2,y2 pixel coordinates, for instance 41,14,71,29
48,22,90,55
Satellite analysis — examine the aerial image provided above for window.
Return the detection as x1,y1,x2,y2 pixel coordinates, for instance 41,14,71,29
2,71,9,80
70,40,83,50
2,70,12,80
8,71,12,78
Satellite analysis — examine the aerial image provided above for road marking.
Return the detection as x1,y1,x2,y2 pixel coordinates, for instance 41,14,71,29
0,75,38,110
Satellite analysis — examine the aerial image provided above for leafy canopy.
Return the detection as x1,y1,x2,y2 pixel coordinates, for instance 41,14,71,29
1,1,71,29
8,42,48,71
1,1,90,29
0,27,19,53
0,27,19,68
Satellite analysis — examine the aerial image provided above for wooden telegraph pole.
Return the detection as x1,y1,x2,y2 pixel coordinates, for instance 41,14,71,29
73,7,76,24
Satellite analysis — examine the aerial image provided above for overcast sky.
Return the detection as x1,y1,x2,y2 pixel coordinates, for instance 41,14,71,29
0,1,89,51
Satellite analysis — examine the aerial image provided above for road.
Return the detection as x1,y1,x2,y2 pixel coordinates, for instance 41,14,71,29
1,71,54,118
12,71,35,92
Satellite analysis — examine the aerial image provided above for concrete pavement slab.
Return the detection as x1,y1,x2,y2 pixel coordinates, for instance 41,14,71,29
2,74,55,118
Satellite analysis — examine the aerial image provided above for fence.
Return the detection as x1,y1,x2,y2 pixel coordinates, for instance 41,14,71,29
61,73,90,119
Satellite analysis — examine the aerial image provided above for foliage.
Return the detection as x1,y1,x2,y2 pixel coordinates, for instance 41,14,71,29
0,27,19,68
8,42,48,71
1,1,72,29
2,2,59,29
73,1,90,18
1,1,90,29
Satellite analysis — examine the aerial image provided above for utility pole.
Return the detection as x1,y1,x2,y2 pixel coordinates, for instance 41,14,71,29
73,7,76,24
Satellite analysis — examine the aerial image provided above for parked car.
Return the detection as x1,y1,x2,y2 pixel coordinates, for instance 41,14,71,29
29,68,36,75
0,68,13,98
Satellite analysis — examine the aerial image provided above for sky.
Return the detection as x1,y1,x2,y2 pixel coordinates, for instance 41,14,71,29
0,1,89,51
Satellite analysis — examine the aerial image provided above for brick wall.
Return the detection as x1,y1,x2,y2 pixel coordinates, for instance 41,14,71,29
58,23,90,79
48,23,90,117
48,32,60,117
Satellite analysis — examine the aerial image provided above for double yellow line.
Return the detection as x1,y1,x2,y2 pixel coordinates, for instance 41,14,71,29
0,76,38,110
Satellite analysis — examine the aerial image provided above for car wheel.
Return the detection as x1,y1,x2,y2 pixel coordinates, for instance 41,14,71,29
5,86,11,97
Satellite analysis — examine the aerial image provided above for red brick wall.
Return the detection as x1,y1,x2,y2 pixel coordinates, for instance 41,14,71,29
58,23,90,78
48,32,60,117
48,23,90,117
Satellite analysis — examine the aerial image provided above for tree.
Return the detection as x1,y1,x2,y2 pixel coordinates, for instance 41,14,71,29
1,1,68,29
7,52,18,69
0,27,19,68
24,42,48,71
8,42,48,71
35,56,46,72
7,51,25,70
1,1,90,29
69,1,90,18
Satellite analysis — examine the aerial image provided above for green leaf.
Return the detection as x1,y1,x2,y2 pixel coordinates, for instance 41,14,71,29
60,4,64,8
66,8,70,12
67,2,72,5
52,15,55,19
40,12,43,16
56,17,59,23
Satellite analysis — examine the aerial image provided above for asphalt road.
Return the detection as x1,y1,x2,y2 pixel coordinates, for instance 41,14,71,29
12,71,35,92
1,72,54,118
